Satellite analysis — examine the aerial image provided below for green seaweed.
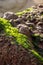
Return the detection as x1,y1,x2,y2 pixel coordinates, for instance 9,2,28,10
16,8,33,16
30,50,43,63
0,18,31,49
0,18,43,63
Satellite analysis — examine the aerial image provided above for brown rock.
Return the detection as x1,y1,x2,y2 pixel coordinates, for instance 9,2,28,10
36,22,43,33
0,35,38,65
3,12,18,20
17,24,32,42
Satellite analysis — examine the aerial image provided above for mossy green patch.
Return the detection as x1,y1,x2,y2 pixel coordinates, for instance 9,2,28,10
30,50,43,63
0,18,31,49
16,8,33,16
0,17,43,63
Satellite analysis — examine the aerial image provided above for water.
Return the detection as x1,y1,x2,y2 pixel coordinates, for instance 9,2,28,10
33,0,43,4
0,0,35,17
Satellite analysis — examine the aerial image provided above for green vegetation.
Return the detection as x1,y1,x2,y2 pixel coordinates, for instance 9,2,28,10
0,18,31,49
32,33,43,47
16,8,33,16
0,18,43,63
30,50,43,62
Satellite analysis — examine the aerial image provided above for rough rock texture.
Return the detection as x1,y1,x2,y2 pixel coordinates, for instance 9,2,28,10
0,4,43,65
0,34,40,65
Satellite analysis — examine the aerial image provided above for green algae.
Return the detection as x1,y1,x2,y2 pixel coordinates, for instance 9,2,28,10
16,8,33,16
0,18,31,49
30,50,43,63
0,18,43,63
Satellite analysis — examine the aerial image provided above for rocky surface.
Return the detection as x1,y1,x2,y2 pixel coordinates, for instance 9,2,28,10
0,34,41,65
2,4,43,52
0,4,43,65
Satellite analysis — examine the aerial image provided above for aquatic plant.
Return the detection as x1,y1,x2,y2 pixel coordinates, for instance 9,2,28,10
16,8,33,16
0,18,43,63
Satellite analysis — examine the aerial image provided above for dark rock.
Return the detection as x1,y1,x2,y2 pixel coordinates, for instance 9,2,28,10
9,19,20,27
0,4,43,65
36,22,43,33
17,24,32,42
21,16,27,21
0,35,38,65
3,12,18,20
17,24,30,35
38,4,43,8
25,22,35,28
10,18,25,27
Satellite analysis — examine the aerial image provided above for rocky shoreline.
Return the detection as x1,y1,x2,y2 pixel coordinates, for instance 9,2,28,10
0,4,43,65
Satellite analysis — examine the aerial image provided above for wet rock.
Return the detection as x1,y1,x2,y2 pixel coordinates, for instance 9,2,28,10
26,20,30,24
40,10,43,15
9,19,16,27
21,16,27,21
17,24,32,41
26,14,31,20
32,5,37,9
10,17,25,27
17,24,30,35
26,13,36,23
38,4,43,8
0,4,43,65
25,22,35,28
3,12,18,20
17,24,26,29
9,19,20,27
15,18,25,24
36,22,43,33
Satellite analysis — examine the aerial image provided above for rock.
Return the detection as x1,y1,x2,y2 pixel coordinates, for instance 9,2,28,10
10,19,21,27
14,18,25,24
21,16,27,21
40,10,43,15
10,17,26,27
36,22,43,33
17,24,32,42
9,19,16,27
38,3,43,8
25,22,35,28
3,12,18,20
0,34,39,65
17,24,30,35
